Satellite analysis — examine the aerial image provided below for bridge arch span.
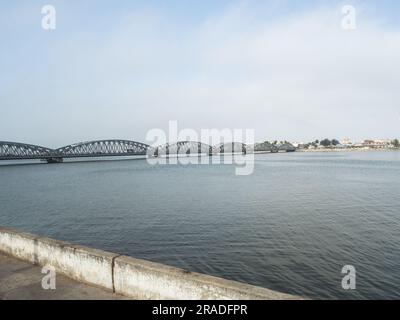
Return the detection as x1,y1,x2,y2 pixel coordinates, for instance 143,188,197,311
150,141,213,157
213,142,250,154
277,142,296,152
55,140,150,157
0,141,53,160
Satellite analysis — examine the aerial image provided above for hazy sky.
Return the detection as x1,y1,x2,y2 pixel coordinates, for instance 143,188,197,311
1,0,399,147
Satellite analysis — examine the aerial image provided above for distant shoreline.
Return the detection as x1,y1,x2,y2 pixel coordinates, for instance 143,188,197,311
299,148,400,153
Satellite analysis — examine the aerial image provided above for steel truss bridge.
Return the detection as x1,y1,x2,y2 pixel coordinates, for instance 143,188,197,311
0,140,296,163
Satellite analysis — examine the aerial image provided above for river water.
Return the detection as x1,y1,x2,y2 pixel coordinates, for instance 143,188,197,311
0,151,399,299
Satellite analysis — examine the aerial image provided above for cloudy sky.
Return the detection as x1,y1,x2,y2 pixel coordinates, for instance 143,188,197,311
0,0,399,147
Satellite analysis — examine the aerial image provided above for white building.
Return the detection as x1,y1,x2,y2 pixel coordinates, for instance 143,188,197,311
340,138,353,146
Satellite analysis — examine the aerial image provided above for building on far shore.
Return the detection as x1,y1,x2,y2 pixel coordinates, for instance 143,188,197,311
361,139,392,149
291,138,397,151
291,142,304,148
340,138,353,147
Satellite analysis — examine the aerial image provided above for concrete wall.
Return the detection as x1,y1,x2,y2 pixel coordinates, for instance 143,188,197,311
0,226,300,300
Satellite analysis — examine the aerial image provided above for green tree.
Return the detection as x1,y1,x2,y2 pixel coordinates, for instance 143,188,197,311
332,139,340,146
320,139,332,147
393,139,400,148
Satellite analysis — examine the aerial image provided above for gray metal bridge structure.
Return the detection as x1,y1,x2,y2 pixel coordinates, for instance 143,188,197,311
0,140,296,163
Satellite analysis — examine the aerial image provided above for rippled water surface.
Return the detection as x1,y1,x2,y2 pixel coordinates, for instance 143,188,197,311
1,151,399,299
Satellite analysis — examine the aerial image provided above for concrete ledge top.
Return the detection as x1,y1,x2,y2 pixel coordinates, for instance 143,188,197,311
38,236,119,260
0,226,39,241
0,226,119,260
